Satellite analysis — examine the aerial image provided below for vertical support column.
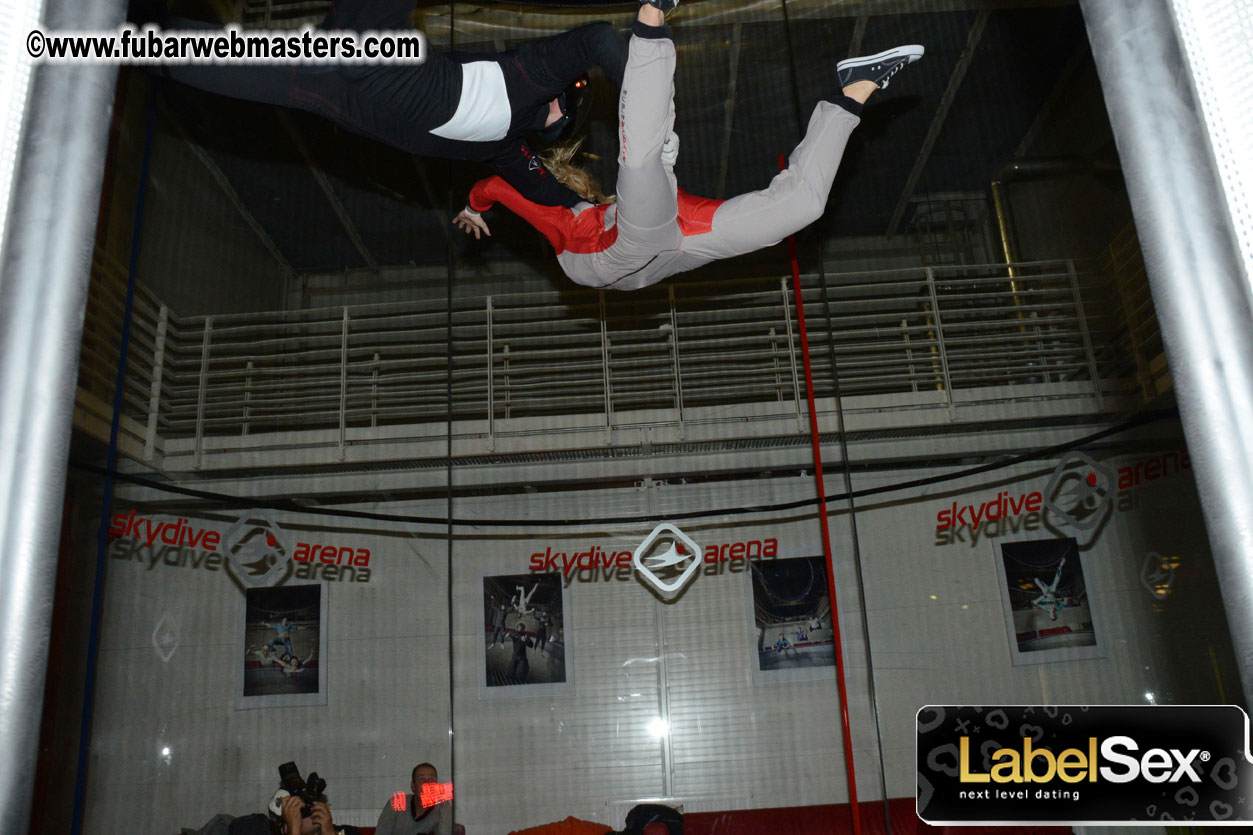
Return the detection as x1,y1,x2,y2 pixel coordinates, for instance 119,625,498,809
144,305,168,461
193,317,213,469
1080,0,1253,704
0,1,125,830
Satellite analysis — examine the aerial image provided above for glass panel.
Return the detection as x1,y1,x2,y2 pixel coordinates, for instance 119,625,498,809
33,3,1243,835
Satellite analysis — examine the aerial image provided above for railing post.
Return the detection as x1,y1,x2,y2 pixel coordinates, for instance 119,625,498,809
924,268,956,418
194,316,213,469
486,296,495,450
144,305,168,462
242,360,253,437
1030,309,1051,383
901,317,918,393
502,344,512,420
370,352,379,429
339,307,349,459
1067,260,1105,409
781,277,804,432
769,327,783,402
599,291,613,444
667,285,685,438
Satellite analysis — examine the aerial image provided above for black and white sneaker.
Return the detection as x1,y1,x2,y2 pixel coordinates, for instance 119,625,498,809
837,44,924,89
640,0,679,12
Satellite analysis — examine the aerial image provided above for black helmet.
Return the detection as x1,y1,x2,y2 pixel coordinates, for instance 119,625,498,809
624,803,683,835
538,74,591,143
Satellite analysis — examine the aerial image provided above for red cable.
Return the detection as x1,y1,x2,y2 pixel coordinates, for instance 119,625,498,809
781,154,862,835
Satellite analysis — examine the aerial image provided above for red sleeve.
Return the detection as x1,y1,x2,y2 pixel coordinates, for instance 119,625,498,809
467,176,572,253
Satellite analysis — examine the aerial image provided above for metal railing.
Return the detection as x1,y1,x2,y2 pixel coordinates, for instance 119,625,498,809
77,257,1158,470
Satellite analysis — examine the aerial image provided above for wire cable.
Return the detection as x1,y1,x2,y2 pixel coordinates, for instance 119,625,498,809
70,407,1172,529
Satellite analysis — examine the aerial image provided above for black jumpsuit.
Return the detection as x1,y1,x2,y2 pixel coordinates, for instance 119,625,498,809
157,0,626,207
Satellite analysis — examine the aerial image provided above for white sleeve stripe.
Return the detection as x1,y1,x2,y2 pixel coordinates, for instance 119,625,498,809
430,62,511,142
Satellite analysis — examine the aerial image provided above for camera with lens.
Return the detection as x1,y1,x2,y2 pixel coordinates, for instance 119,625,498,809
278,761,327,818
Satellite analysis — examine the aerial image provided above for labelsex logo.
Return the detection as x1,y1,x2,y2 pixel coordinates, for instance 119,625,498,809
633,523,701,595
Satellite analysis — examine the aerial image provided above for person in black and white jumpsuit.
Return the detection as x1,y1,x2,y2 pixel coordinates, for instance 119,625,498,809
142,0,627,208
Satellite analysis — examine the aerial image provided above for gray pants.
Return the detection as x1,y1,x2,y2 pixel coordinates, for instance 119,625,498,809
558,35,861,291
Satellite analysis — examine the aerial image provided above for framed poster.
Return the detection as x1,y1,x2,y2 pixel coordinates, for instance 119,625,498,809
236,583,328,709
746,555,837,683
994,536,1104,665
478,570,571,700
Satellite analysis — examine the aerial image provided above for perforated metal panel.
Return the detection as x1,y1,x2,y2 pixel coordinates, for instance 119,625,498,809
1170,0,1253,285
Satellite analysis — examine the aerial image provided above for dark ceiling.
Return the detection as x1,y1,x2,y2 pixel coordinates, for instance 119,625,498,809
143,1,1093,274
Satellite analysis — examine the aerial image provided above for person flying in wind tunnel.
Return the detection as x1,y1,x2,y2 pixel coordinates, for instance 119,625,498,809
454,0,923,291
138,0,627,208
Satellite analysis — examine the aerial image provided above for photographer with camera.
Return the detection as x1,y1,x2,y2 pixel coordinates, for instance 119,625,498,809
219,762,359,835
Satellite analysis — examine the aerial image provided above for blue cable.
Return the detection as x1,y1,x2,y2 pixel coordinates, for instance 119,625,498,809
71,77,158,835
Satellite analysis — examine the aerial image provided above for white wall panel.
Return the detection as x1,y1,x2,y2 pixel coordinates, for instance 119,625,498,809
80,427,1235,833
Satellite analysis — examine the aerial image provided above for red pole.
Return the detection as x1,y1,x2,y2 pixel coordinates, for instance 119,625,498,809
781,154,862,835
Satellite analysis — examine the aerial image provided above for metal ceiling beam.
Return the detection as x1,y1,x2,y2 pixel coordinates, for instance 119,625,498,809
275,109,379,269
157,98,296,278
885,10,988,237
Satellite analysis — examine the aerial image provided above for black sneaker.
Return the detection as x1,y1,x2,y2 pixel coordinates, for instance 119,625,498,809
837,44,924,89
640,0,679,12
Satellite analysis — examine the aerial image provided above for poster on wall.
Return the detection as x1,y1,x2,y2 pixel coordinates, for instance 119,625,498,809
235,584,328,709
478,571,570,699
994,536,1104,666
746,555,837,683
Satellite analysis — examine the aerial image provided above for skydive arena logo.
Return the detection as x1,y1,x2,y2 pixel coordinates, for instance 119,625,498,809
918,705,1253,824
633,523,701,595
222,510,294,587
108,508,373,583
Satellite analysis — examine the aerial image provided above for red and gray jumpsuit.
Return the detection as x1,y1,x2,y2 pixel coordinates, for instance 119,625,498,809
468,25,864,290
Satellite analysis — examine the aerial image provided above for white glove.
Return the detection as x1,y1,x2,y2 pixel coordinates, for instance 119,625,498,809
661,131,680,167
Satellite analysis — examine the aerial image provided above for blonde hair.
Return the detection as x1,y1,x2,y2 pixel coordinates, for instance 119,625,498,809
540,140,615,205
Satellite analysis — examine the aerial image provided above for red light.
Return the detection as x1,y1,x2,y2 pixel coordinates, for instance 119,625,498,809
419,782,454,808
391,791,407,812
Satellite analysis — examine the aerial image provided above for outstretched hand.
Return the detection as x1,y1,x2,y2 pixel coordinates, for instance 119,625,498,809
454,208,491,239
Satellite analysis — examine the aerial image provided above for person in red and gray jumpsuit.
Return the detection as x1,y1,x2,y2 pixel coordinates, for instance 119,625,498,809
454,0,923,291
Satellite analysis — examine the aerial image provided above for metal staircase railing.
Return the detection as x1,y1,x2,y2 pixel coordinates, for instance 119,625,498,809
75,254,1160,473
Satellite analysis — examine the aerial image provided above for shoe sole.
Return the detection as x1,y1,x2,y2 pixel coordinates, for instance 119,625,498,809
837,44,925,74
